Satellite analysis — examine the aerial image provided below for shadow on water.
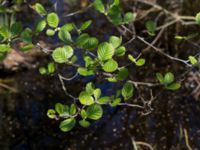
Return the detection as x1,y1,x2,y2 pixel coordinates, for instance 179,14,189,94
1,0,200,150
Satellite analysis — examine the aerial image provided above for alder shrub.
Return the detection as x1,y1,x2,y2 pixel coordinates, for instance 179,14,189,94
0,0,199,132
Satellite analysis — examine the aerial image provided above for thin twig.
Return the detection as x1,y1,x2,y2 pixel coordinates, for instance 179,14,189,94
184,128,193,150
0,83,17,93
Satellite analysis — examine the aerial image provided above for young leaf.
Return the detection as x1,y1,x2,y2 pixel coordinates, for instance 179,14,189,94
136,58,146,66
39,67,47,75
84,37,99,50
76,33,90,48
21,28,32,43
47,109,56,119
69,104,77,115
156,73,164,84
94,88,101,100
145,20,156,36
85,82,95,95
188,56,197,65
195,12,200,24
60,23,74,32
121,82,134,100
98,96,110,104
58,29,72,43
0,44,10,52
110,98,121,106
116,68,129,80
108,5,123,25
109,36,122,48
80,20,92,31
59,118,76,132
115,46,126,56
124,12,136,24
165,82,181,90
47,62,55,74
102,59,118,73
128,54,136,63
86,104,103,120
97,42,115,61
11,22,23,36
0,26,10,39
93,0,105,13
34,3,47,16
79,91,94,105
46,29,55,36
47,13,59,28
35,19,46,33
80,109,87,119
79,120,90,128
52,46,73,63
55,103,64,115
164,72,174,85
77,68,95,76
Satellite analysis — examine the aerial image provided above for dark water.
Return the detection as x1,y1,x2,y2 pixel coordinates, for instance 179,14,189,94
1,0,200,150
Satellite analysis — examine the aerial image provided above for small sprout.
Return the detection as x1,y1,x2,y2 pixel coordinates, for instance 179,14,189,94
145,20,156,36
136,58,146,66
39,67,47,75
47,109,56,119
188,56,197,65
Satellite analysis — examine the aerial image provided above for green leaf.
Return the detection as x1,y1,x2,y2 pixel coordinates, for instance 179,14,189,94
79,120,90,128
165,82,181,90
47,13,59,28
107,77,117,82
47,62,55,74
55,103,64,115
84,37,99,50
59,118,76,132
46,29,55,36
79,91,94,105
84,56,94,67
0,44,10,52
35,19,46,33
97,42,115,61
164,72,174,85
195,12,200,24
34,3,47,16
116,68,129,80
145,20,156,36
94,88,101,100
156,73,164,84
109,36,122,48
108,5,123,25
80,109,87,119
47,109,56,119
122,82,134,100
76,33,90,48
111,98,121,106
11,22,23,36
188,56,197,65
109,0,120,7
93,0,105,13
102,59,118,73
128,54,136,62
69,104,77,115
52,46,73,63
86,104,103,120
77,68,95,76
98,96,110,104
136,58,146,66
0,26,10,39
85,82,95,95
115,46,126,56
80,20,92,31
58,29,72,43
124,12,136,24
21,28,32,43
60,23,74,32
19,43,34,51
39,67,47,75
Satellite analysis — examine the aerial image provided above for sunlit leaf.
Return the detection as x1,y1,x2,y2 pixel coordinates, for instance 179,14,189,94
97,42,115,61
59,118,76,132
86,104,103,120
47,12,59,28
102,59,118,73
79,91,94,105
